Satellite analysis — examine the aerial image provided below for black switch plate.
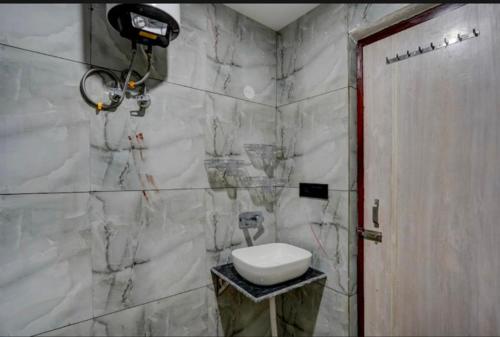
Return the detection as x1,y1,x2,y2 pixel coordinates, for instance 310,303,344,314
299,183,328,199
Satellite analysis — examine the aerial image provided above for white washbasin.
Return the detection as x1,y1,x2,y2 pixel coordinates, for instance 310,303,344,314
232,243,312,286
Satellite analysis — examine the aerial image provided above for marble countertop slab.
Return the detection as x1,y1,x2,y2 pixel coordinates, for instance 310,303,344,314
211,263,326,303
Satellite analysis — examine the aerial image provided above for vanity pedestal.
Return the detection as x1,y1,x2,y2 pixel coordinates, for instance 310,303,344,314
211,263,326,336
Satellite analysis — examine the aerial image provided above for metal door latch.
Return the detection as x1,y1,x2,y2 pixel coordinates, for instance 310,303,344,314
372,199,379,228
357,228,382,243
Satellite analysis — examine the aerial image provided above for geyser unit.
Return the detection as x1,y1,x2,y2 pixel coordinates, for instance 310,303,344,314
106,3,180,48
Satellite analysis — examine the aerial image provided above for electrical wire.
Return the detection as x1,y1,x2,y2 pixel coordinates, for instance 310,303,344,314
134,46,153,86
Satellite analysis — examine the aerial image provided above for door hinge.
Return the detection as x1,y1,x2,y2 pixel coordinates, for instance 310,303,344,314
357,228,382,243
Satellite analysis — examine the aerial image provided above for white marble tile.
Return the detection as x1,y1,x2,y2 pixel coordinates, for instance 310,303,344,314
90,190,207,316
347,4,409,33
89,78,275,191
276,90,349,190
348,191,358,295
0,45,90,194
204,93,276,185
205,93,275,159
277,4,348,106
42,287,217,336
38,320,94,337
89,80,207,191
276,188,349,295
0,193,92,336
277,282,349,337
348,34,358,88
349,87,358,190
204,188,276,270
93,287,215,336
90,4,276,106
349,294,358,337
0,4,90,63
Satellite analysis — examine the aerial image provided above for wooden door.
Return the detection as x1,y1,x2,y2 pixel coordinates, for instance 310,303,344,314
363,4,500,335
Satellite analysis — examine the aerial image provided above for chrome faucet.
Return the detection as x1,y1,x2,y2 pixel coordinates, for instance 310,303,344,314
239,211,264,246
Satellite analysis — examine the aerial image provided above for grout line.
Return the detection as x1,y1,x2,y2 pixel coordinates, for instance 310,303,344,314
323,284,354,297
34,284,210,336
0,42,92,66
1,185,297,197
0,186,285,197
0,42,276,109
276,86,351,109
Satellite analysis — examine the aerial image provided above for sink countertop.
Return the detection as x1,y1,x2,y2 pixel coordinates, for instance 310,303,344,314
211,263,326,303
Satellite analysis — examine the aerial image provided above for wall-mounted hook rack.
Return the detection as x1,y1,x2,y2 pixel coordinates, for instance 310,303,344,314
385,28,480,65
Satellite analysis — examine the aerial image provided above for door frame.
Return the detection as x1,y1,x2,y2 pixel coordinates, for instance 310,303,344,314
355,4,464,336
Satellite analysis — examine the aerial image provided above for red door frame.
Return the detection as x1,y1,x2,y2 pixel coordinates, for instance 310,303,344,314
356,4,464,336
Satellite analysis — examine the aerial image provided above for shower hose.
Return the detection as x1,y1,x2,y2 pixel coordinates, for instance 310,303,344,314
79,44,153,111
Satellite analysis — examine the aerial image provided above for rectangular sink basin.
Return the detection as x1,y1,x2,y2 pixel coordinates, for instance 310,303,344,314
232,243,312,286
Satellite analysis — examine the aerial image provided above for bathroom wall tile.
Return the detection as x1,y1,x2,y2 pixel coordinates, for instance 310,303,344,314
42,287,217,336
204,188,276,270
277,4,348,106
205,92,276,184
0,193,92,336
348,192,358,295
349,294,358,337
277,282,349,337
90,190,207,316
89,80,207,192
38,320,94,337
0,45,90,194
348,34,358,88
93,286,216,336
349,87,358,190
90,4,276,106
89,79,275,192
347,4,409,33
276,90,349,190
276,188,349,295
0,4,91,63
205,93,275,159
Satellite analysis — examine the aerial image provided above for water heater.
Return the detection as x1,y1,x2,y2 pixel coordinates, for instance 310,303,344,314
80,4,181,114
106,3,180,48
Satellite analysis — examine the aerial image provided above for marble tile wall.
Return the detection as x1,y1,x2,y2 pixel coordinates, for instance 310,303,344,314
0,193,92,336
347,4,409,33
276,89,350,190
274,3,358,336
0,2,415,336
0,45,90,194
0,3,277,336
41,286,219,336
276,4,348,106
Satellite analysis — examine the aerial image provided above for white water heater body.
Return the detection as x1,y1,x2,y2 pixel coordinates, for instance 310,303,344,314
106,3,180,48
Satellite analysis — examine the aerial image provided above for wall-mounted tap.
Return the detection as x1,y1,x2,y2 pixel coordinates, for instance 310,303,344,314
239,211,264,246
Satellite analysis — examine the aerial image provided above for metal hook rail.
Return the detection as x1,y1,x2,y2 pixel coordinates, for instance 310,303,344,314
386,28,480,65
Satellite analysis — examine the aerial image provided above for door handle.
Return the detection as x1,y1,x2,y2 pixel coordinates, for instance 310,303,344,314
372,199,379,228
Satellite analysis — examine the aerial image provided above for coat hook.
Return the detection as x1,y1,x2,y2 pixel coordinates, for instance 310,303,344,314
444,37,449,46
407,50,411,57
418,46,423,53
473,28,479,36
396,53,400,60
430,42,435,49
457,33,462,41
386,56,390,64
